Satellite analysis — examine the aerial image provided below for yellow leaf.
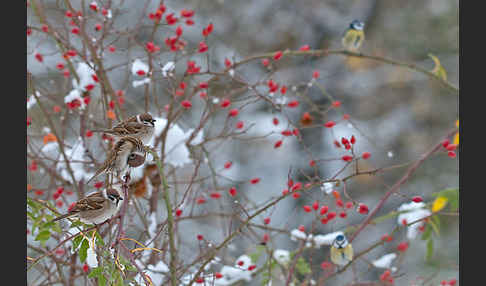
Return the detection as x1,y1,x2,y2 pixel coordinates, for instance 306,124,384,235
453,132,459,145
431,196,448,212
453,119,459,145
428,54,447,81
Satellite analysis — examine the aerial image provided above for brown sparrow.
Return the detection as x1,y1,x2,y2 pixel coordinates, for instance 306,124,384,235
86,136,146,184
92,113,156,144
52,185,123,225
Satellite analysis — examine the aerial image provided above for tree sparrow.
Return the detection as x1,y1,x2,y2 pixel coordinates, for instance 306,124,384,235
92,113,156,144
52,185,124,225
86,136,146,184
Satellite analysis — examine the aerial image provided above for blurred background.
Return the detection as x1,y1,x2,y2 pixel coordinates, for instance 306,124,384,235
27,0,459,285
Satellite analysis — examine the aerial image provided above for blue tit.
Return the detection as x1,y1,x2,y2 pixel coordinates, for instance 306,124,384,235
330,234,353,266
341,20,365,52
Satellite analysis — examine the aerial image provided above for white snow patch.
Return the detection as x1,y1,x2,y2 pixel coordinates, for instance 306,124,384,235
147,117,204,167
133,261,168,285
72,62,96,92
131,59,149,76
372,253,397,269
161,61,175,77
27,91,42,109
86,238,98,268
313,231,344,247
57,140,94,183
64,89,88,110
132,78,151,88
147,212,157,239
290,229,308,241
273,249,290,265
235,255,252,269
397,202,431,239
320,182,334,194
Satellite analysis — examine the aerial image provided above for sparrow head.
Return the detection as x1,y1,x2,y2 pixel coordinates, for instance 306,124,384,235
106,188,123,206
349,20,364,31
138,113,156,127
332,234,348,249
127,152,146,168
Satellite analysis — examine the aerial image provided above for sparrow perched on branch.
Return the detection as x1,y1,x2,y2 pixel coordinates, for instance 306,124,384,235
92,113,156,144
330,234,354,266
86,136,146,184
341,20,365,52
51,185,123,225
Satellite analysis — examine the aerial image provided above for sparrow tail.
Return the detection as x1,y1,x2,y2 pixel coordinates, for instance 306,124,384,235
86,172,100,185
51,213,75,223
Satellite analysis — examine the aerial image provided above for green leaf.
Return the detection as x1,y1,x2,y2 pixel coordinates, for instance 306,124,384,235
428,54,448,81
425,238,434,262
115,274,124,286
79,239,89,263
52,223,62,234
428,218,440,236
118,256,137,272
94,231,105,247
98,275,106,286
88,267,103,278
34,230,51,242
295,257,311,275
72,235,84,251
431,214,440,228
27,211,36,221
249,245,265,264
27,197,41,212
125,264,137,272
70,220,84,228
421,225,432,241
40,221,55,230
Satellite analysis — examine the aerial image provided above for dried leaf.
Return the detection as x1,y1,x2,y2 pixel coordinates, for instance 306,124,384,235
132,176,147,197
43,133,57,144
107,110,116,120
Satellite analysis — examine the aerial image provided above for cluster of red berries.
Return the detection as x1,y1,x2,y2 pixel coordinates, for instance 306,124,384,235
380,269,394,284
441,139,457,159
440,278,457,286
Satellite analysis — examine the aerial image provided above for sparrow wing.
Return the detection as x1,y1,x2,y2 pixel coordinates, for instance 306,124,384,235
52,193,105,222
113,115,138,128
111,122,145,135
91,115,139,134
73,193,106,212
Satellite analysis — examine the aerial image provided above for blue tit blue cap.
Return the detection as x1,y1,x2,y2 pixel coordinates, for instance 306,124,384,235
350,20,365,30
336,234,345,241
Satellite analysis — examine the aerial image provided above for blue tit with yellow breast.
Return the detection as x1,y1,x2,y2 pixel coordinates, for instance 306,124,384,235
330,234,353,266
341,20,365,52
